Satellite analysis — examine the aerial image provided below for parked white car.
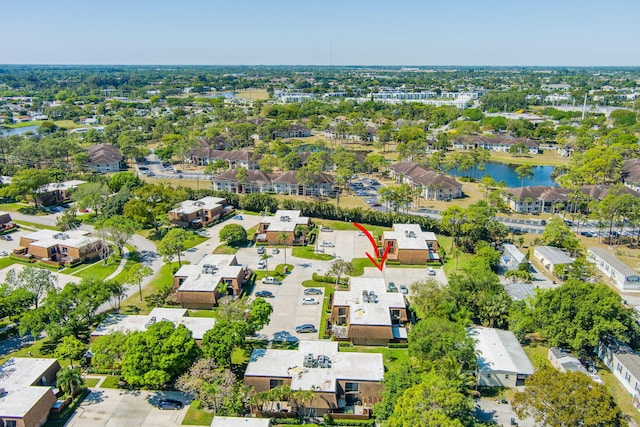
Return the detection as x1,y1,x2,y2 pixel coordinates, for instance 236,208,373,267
301,297,320,305
262,277,282,285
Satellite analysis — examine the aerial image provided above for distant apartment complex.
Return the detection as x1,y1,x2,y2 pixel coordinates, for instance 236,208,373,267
452,135,540,154
388,161,463,201
87,143,123,173
213,170,337,197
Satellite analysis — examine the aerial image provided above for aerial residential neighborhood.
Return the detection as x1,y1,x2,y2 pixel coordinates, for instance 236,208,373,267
1,3,640,426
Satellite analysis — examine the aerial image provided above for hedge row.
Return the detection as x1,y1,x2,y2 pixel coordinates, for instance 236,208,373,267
188,190,439,232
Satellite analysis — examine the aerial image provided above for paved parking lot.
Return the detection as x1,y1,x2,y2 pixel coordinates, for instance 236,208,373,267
236,247,326,342
66,389,189,427
316,230,374,261
474,397,533,427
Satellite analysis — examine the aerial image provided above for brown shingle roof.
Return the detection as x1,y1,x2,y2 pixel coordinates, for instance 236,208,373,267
390,161,461,190
87,143,122,164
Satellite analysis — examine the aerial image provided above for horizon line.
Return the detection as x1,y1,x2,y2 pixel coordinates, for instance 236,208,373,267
1,63,640,68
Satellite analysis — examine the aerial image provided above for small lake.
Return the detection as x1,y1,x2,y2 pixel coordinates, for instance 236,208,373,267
0,125,39,137
448,162,556,188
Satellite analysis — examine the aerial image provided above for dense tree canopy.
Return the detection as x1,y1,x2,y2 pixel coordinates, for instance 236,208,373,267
513,367,623,427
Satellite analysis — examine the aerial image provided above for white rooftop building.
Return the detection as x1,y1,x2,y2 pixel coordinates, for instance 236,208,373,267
469,326,535,387
0,358,61,427
244,341,384,415
91,307,215,341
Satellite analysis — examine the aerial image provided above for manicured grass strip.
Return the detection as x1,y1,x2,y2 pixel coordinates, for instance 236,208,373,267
182,401,214,426
99,375,122,389
83,377,100,388
213,243,237,254
291,246,333,261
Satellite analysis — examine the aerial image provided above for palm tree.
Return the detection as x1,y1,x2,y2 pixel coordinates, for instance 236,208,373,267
57,366,84,397
278,231,289,267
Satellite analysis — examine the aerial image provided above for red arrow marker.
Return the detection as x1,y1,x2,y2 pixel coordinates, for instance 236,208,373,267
354,222,390,272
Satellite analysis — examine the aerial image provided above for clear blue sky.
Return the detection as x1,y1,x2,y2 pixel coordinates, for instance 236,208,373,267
2,0,638,66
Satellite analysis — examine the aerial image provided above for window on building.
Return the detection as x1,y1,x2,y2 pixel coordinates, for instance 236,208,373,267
618,363,623,373
345,382,359,392
504,375,510,379
626,372,632,383
269,379,283,389
338,308,346,316
5,420,17,427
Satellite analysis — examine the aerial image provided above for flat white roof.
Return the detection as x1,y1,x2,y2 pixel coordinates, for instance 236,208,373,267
91,308,215,340
0,357,58,418
535,246,574,266
469,326,534,376
42,180,86,193
172,196,226,215
244,341,383,393
261,210,309,232
331,278,406,326
175,254,242,292
30,236,100,250
383,224,437,251
23,229,89,241
211,417,271,427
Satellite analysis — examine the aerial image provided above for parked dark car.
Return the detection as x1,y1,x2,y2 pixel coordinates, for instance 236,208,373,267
295,324,317,333
157,398,183,410
255,290,274,298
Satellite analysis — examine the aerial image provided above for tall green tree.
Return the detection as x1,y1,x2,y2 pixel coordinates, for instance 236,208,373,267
1,168,51,207
122,321,201,388
513,367,623,427
388,371,474,427
56,367,84,397
531,280,638,353
157,227,189,266
95,215,138,257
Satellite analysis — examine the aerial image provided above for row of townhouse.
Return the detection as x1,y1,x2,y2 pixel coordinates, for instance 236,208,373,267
189,143,260,170
388,161,463,201
213,169,337,197
452,135,540,154
503,184,640,214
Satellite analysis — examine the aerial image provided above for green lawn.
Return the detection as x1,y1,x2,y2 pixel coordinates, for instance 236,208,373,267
291,245,334,261
599,368,640,425
182,401,214,426
71,258,121,281
0,338,67,366
253,264,294,282
213,243,238,254
347,258,370,276
120,261,185,314
312,219,390,238
188,310,217,318
83,377,100,388
99,375,122,389
14,219,58,229
184,233,208,250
